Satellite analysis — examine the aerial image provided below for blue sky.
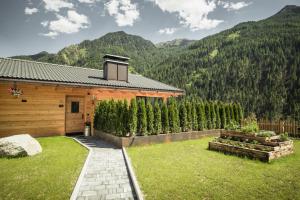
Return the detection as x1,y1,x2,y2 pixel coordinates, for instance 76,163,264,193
0,0,299,57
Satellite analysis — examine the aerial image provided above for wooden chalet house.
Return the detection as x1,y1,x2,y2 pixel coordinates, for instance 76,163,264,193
0,55,183,137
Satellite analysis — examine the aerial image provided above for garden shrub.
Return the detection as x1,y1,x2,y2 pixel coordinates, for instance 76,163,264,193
168,98,180,133
153,99,162,134
94,98,244,136
161,102,169,134
129,99,138,135
137,99,147,136
191,102,198,131
196,101,206,131
146,101,154,134
220,103,227,129
209,102,216,129
179,102,188,132
215,103,221,129
205,102,212,129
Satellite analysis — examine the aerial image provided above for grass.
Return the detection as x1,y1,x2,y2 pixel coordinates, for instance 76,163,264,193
127,137,300,200
0,137,88,200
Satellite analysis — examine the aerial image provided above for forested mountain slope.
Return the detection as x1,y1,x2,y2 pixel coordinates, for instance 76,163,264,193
12,5,300,120
145,5,300,120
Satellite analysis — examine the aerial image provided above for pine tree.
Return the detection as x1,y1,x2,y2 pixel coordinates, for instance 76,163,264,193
179,102,188,132
191,101,198,131
161,101,169,134
153,99,162,134
137,99,147,135
129,98,138,136
146,101,154,134
215,103,221,129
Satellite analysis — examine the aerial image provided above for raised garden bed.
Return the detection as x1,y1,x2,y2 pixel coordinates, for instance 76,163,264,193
209,130,294,162
94,129,221,147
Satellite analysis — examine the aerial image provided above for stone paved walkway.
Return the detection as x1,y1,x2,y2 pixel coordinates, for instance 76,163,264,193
74,137,136,200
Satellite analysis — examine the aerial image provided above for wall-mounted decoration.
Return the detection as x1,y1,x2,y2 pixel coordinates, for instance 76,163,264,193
8,87,23,98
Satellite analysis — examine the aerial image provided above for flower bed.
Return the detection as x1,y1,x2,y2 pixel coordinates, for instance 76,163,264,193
209,130,294,162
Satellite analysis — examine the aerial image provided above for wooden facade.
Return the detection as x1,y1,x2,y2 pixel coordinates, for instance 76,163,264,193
0,80,182,137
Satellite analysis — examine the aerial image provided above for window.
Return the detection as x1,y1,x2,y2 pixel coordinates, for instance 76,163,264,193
71,101,79,113
136,97,163,105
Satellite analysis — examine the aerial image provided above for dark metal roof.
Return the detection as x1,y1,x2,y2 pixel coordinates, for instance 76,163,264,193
0,58,183,93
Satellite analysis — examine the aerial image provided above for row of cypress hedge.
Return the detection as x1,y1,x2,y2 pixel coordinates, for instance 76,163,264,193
94,98,243,137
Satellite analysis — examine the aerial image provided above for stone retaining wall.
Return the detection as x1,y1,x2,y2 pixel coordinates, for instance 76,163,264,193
94,129,221,147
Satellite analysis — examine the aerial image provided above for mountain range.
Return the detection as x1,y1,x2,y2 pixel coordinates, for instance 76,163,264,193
12,5,300,120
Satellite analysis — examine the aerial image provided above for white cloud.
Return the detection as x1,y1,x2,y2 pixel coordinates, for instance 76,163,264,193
158,27,177,35
78,0,97,3
43,10,89,38
42,31,58,39
41,21,49,27
105,0,139,26
25,7,38,15
152,0,223,31
43,0,74,12
219,1,252,11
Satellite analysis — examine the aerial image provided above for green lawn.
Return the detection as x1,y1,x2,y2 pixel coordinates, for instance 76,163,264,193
0,137,88,200
127,137,300,200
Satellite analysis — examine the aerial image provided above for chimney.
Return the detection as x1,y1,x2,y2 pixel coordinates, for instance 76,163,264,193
103,54,129,82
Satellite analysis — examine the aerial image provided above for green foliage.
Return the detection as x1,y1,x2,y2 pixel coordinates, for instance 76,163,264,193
137,99,147,135
220,103,227,129
161,102,169,134
256,130,276,137
179,102,188,132
280,132,289,141
146,101,154,134
196,101,206,130
191,102,198,131
241,113,259,133
224,121,240,130
168,98,180,133
225,105,231,127
129,99,138,135
215,103,221,129
185,101,192,131
153,100,162,134
205,102,212,129
210,102,216,129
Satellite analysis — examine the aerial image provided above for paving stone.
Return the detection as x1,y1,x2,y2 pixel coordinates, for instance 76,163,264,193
74,137,136,200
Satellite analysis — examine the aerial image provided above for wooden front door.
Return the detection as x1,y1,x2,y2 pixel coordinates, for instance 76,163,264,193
66,96,85,134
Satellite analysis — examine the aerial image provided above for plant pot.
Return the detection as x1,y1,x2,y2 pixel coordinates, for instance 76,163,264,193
84,125,90,137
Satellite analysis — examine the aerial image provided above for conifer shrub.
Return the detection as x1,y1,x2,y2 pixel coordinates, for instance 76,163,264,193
209,102,216,129
129,98,138,135
215,103,221,129
225,104,231,127
137,99,147,136
185,101,192,131
146,101,154,134
161,101,169,134
196,101,206,130
179,102,188,132
205,101,211,129
153,99,162,134
168,98,180,133
191,101,198,131
220,103,227,129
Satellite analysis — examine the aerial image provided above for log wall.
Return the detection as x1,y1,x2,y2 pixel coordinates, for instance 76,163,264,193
0,80,181,137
